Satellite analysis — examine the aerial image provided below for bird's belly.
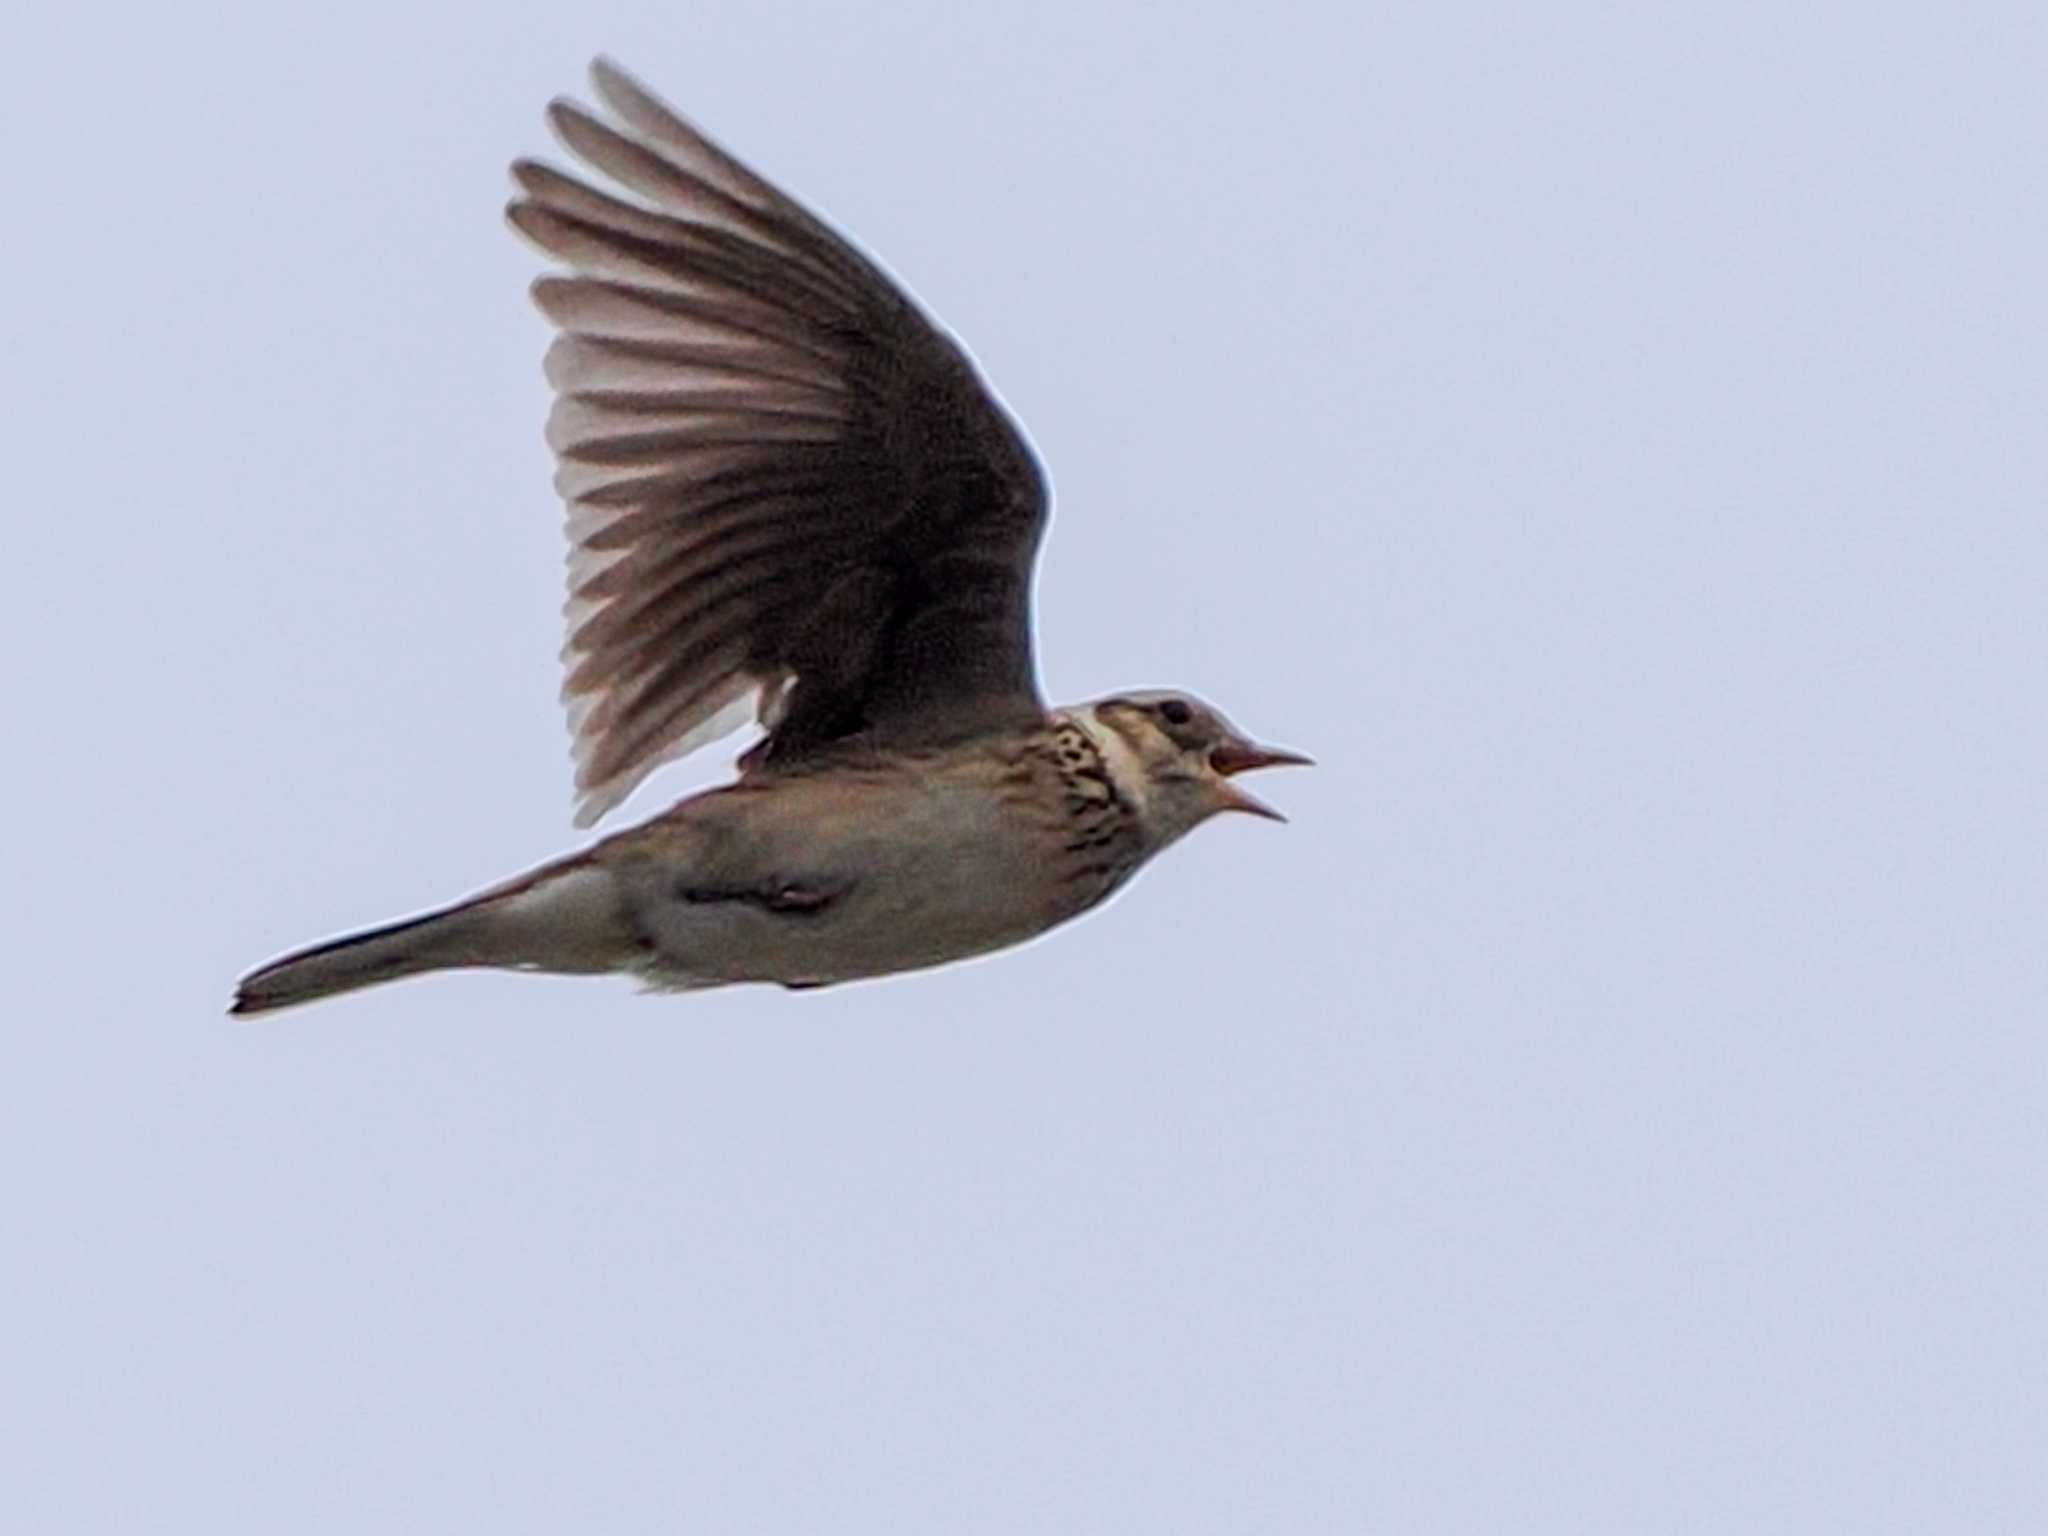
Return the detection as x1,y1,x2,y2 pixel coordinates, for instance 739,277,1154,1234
620,789,1124,988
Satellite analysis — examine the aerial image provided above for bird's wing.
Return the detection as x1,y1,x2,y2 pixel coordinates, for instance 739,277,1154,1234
510,59,1050,827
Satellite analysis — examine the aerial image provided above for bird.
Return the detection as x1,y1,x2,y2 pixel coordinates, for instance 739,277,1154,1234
230,58,1308,1017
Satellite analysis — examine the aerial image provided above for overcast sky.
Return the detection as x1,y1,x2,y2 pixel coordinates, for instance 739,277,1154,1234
8,1,2046,1530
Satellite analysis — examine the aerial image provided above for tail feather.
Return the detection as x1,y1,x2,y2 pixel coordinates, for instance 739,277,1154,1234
231,905,495,1017
230,861,628,1017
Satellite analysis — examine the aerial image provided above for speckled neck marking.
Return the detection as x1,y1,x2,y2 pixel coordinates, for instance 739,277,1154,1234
1041,711,1147,889
1059,706,1150,813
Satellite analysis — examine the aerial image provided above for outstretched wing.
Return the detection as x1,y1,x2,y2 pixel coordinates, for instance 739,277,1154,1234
509,59,1050,826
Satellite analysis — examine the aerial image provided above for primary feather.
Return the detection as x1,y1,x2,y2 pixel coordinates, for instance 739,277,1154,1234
509,58,1049,826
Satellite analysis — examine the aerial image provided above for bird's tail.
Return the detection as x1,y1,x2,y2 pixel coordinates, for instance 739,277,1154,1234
230,861,626,1017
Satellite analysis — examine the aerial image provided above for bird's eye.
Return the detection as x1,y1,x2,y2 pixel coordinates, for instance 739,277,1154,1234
1157,699,1193,726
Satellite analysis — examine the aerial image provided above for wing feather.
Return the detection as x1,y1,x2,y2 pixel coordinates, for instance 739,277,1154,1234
511,59,1048,825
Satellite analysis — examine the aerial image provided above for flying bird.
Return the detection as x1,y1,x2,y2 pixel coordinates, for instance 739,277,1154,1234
232,59,1307,1016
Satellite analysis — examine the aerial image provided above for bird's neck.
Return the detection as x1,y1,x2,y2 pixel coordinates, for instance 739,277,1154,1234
1054,704,1154,820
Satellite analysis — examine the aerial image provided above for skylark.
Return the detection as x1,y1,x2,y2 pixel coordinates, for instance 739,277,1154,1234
232,59,1307,1016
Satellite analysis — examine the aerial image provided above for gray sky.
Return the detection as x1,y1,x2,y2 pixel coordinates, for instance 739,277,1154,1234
9,1,2046,1529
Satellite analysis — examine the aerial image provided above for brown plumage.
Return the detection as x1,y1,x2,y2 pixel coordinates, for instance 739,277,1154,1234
231,60,1306,1017
510,60,1048,825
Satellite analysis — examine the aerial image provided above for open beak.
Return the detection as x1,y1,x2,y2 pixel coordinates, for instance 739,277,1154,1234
1208,738,1313,822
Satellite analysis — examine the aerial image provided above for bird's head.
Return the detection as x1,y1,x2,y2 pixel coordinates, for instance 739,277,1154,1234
1080,690,1311,840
